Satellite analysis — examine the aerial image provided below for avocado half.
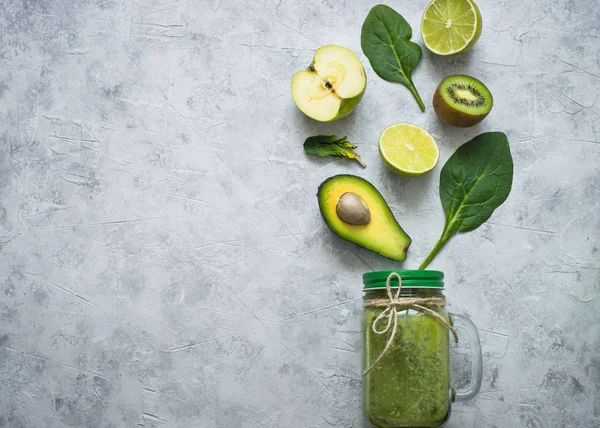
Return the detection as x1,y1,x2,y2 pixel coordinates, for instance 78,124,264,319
317,175,411,261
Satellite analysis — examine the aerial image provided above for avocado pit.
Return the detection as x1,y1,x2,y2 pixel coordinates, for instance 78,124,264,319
336,192,371,225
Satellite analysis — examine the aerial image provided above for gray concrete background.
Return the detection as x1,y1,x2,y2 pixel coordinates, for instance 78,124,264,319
0,0,599,427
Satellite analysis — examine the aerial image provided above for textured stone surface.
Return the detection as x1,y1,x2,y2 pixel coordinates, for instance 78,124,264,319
0,0,599,427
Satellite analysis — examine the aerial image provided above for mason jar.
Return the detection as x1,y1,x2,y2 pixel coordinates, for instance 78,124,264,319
363,270,482,427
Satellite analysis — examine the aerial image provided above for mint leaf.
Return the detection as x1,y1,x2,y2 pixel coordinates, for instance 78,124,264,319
303,135,366,168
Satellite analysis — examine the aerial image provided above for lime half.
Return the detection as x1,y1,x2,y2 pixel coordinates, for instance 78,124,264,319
379,123,439,177
421,0,482,56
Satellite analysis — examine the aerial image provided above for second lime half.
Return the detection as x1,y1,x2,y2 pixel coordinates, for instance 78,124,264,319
379,123,439,177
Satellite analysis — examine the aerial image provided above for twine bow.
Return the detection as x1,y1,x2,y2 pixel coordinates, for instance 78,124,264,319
362,272,458,376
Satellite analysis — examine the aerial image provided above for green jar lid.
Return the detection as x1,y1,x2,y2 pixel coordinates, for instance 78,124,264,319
362,270,444,290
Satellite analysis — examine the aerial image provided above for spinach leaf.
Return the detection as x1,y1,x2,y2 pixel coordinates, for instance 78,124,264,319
303,135,366,168
361,4,425,111
419,132,514,269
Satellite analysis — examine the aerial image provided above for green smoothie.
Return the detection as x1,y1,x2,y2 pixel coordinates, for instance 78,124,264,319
363,308,451,427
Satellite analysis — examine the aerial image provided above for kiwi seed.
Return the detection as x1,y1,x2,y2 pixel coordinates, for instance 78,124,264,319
446,84,485,107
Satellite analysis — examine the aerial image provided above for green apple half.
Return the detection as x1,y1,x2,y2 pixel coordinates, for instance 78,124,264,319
291,45,367,122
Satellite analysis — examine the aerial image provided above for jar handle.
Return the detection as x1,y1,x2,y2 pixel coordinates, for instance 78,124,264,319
448,313,483,402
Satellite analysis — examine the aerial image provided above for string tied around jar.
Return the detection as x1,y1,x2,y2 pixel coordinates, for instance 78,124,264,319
362,272,459,376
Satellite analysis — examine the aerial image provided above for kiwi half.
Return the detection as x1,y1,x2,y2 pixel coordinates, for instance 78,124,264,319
433,74,493,128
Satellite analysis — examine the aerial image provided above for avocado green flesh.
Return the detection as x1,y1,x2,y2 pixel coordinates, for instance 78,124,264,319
317,175,411,261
